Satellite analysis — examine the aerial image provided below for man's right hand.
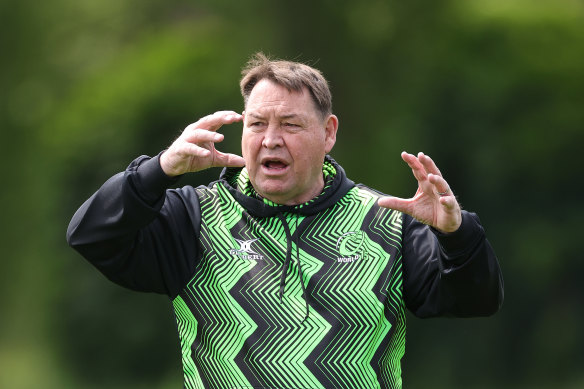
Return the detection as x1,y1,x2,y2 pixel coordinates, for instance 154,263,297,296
160,111,246,176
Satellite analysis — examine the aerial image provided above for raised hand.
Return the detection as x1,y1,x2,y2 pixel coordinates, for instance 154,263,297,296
378,152,462,233
160,111,246,176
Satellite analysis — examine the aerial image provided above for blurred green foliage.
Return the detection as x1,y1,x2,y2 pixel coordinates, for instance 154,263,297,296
1,0,583,387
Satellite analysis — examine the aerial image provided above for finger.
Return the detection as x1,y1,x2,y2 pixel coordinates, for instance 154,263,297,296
176,142,212,158
439,195,458,210
192,111,243,132
427,173,451,197
183,128,224,144
401,151,428,182
418,152,443,177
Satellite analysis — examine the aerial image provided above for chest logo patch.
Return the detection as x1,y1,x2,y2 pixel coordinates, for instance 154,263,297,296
336,231,368,263
229,238,264,260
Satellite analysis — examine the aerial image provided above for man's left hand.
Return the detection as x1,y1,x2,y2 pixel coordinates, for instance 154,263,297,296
378,152,462,233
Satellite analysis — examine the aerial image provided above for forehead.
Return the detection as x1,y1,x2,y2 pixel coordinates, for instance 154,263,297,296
246,79,319,118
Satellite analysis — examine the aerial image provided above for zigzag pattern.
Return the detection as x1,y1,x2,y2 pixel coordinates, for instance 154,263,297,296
229,212,330,388
180,186,257,388
365,203,405,388
174,184,406,388
173,296,203,388
301,188,402,388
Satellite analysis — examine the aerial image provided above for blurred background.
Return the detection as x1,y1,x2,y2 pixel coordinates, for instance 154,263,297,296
1,0,583,387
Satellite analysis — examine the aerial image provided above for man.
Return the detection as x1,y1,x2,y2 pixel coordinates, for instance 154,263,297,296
67,53,503,389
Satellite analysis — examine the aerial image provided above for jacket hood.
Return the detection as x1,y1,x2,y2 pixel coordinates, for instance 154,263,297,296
217,155,355,320
218,155,355,217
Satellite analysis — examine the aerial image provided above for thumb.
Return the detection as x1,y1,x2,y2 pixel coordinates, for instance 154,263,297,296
378,196,411,214
213,151,246,168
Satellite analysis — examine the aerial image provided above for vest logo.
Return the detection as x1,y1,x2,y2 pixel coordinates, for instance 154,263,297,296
229,238,264,260
336,231,368,263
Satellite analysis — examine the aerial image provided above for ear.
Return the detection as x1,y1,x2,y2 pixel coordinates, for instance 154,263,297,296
324,114,338,153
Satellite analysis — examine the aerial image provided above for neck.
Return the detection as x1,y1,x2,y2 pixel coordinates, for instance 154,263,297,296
256,177,325,206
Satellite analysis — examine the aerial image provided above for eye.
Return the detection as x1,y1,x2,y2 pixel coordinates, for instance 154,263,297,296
246,121,267,133
283,122,300,128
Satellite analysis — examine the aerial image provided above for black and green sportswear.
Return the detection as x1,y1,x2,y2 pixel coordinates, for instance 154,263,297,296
67,154,503,389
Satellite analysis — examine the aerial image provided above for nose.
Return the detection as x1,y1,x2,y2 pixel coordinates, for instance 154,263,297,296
261,124,284,149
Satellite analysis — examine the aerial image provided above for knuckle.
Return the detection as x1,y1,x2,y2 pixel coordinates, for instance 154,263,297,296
184,123,201,133
214,110,233,116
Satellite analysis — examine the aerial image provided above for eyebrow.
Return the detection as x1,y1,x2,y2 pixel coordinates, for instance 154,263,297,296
247,112,302,120
247,113,265,120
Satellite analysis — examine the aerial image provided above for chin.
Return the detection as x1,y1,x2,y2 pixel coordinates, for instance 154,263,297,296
258,187,287,200
257,186,294,204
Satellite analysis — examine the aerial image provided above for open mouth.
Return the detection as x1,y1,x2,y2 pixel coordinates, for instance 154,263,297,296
264,161,287,169
261,158,289,173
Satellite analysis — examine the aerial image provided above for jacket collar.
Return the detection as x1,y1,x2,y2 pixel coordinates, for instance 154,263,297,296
218,155,354,217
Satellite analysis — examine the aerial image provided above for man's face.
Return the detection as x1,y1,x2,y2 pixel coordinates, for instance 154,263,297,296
242,79,338,205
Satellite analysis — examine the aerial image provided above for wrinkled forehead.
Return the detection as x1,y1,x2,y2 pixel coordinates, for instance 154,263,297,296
245,79,320,119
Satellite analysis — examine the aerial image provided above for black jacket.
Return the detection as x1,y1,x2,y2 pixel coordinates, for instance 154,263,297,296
67,154,503,316
67,154,504,388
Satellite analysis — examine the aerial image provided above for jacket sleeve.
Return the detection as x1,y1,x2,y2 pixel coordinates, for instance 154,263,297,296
402,210,504,318
66,154,202,298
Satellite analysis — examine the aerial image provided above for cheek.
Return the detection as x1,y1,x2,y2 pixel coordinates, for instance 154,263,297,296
241,131,251,152
241,138,248,159
241,132,259,161
301,135,326,158
295,142,323,170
